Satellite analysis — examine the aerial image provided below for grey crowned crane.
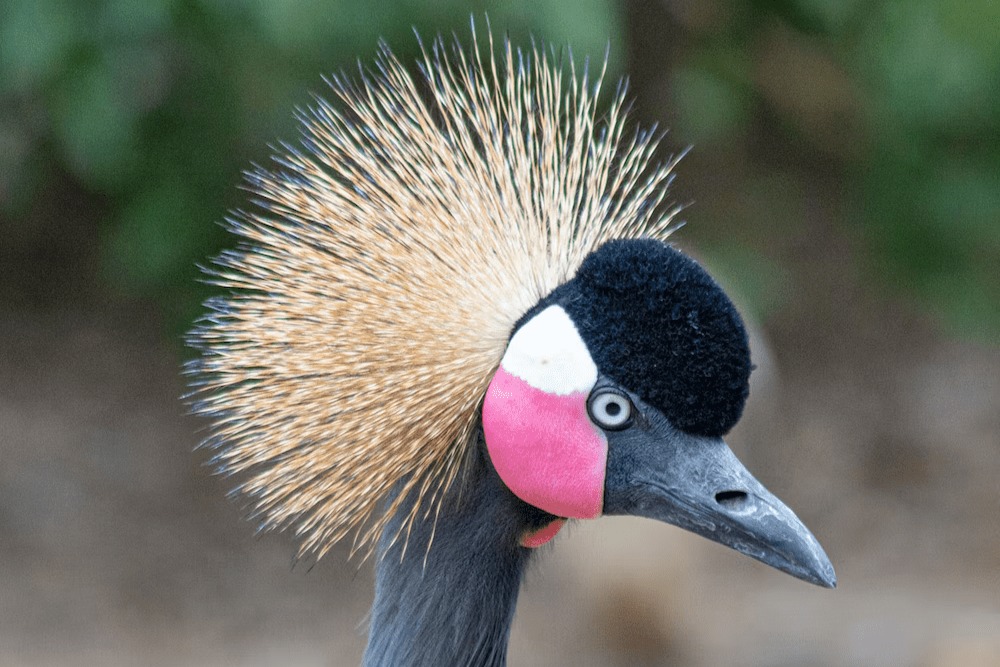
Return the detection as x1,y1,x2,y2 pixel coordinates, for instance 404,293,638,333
189,30,835,667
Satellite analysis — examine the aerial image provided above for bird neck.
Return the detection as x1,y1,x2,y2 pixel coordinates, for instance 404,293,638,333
362,443,554,667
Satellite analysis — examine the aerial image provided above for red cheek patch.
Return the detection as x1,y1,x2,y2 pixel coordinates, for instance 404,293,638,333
483,367,606,519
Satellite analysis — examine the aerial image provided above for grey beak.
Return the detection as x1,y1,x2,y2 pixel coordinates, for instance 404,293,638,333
603,398,836,588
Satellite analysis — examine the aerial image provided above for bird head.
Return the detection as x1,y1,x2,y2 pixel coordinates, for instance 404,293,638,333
189,32,834,588
483,238,835,587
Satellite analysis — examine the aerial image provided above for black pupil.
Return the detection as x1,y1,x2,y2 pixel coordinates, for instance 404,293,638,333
604,400,621,417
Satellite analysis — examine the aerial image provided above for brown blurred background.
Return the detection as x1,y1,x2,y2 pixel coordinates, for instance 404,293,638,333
2,1,998,665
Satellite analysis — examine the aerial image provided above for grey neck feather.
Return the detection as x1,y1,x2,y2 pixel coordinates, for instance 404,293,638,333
362,442,548,667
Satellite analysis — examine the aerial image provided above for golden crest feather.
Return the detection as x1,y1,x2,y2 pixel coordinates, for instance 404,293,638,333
189,28,679,557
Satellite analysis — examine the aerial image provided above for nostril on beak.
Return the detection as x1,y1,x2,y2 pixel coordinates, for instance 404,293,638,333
715,490,749,509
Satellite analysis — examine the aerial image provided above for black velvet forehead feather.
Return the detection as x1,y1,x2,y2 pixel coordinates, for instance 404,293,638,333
523,238,752,437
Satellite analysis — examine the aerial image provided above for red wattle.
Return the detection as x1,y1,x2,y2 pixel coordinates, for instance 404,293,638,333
519,519,567,548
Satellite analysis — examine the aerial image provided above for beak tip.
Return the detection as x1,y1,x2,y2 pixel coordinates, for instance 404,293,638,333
814,571,837,589
802,553,837,589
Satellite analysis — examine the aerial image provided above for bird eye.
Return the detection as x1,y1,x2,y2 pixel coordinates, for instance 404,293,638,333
587,389,633,430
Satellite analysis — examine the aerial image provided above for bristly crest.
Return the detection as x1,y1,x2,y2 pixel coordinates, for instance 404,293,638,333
188,26,680,559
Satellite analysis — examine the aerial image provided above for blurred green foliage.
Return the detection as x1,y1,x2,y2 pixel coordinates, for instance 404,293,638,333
1,0,997,341
0,0,622,326
669,0,999,340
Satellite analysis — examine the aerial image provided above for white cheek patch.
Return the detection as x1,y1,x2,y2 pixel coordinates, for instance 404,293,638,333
500,305,598,395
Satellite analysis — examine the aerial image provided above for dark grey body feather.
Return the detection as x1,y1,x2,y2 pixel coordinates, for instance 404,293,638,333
363,437,553,666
